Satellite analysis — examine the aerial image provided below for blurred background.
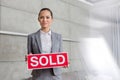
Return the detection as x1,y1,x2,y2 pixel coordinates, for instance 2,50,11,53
0,0,120,80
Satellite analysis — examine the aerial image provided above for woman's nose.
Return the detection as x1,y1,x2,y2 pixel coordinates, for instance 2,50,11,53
43,18,47,21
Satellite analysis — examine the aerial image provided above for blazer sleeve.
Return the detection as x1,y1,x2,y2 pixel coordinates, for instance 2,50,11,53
59,34,63,52
27,35,33,54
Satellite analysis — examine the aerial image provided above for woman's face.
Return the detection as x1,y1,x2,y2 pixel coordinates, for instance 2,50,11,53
38,10,53,29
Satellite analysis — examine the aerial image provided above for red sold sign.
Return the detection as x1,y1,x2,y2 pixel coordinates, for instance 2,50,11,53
27,52,69,69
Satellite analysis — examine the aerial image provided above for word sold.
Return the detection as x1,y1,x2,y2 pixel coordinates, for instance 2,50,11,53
27,52,68,69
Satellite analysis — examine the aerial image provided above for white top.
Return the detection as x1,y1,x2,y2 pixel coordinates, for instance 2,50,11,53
40,30,52,53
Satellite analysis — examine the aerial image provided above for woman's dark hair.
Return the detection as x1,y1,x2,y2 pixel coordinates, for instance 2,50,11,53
38,8,53,19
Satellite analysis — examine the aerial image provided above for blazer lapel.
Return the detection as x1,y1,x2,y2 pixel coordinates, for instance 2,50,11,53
51,32,56,53
35,30,42,53
35,30,56,53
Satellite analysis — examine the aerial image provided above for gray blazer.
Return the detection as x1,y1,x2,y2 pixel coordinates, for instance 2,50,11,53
27,30,63,76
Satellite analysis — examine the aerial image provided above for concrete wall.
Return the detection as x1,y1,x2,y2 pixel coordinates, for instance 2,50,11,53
0,0,90,80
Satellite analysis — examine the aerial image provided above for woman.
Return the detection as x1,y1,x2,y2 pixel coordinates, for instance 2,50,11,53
27,8,63,80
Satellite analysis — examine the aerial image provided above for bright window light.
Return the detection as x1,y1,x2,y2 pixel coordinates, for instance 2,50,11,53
78,0,94,6
81,37,120,80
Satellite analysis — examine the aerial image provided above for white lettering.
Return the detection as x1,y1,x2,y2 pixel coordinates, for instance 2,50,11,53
57,55,65,64
49,56,57,65
31,56,38,67
39,56,48,66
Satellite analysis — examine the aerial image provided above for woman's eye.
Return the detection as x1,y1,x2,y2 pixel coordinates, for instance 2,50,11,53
40,16,43,19
39,16,51,19
46,16,50,19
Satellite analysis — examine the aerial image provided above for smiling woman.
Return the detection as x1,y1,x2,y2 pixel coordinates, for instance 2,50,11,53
26,8,63,80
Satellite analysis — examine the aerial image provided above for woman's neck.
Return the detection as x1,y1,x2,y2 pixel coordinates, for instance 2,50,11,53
41,28,50,33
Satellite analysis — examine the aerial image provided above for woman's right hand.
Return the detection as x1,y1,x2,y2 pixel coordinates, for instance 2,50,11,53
25,55,27,62
25,53,32,62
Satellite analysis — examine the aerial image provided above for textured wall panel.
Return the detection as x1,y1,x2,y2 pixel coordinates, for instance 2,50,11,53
70,5,89,25
1,0,41,13
1,6,39,33
51,19,70,39
0,34,27,61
